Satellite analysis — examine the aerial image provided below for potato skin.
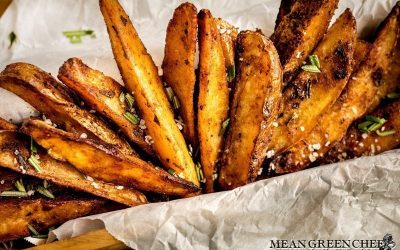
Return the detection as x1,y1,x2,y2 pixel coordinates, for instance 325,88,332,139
272,4,400,173
266,9,357,164
100,0,198,186
162,3,198,147
214,18,238,77
271,0,339,84
0,168,117,242
20,119,200,196
0,63,134,156
0,130,147,206
0,117,17,131
197,9,230,193
218,31,282,190
58,58,152,155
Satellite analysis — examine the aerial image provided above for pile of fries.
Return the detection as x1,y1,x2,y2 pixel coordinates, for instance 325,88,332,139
0,0,399,242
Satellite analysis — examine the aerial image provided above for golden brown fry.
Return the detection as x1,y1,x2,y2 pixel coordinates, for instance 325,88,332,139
197,9,230,192
58,57,152,155
100,0,198,186
271,0,339,84
328,99,400,160
162,3,198,147
20,119,200,196
218,31,282,190
266,9,357,162
0,117,17,130
215,18,238,84
272,4,400,173
0,130,147,206
0,63,134,156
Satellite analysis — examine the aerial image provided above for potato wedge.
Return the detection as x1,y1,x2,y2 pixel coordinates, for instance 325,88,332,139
0,63,134,156
218,31,282,190
271,0,339,84
162,3,198,147
0,130,147,206
100,0,198,186
0,117,17,131
0,169,116,242
272,4,400,173
327,99,400,161
197,9,230,192
20,119,200,196
215,18,239,84
58,58,152,155
265,9,357,162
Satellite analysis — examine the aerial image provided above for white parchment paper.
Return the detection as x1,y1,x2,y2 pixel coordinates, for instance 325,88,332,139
0,0,399,249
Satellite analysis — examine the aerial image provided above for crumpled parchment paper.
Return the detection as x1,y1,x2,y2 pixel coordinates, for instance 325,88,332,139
0,0,399,249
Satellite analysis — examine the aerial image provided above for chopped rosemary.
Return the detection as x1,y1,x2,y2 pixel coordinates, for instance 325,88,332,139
172,96,180,110
30,137,37,154
387,92,400,99
37,186,55,199
358,115,387,133
302,54,321,73
0,191,28,197
220,118,230,136
301,65,321,73
195,163,205,183
227,65,236,82
125,93,135,109
165,87,174,102
28,155,41,173
366,115,386,124
168,169,176,175
63,29,95,44
15,179,26,193
376,130,396,137
27,224,40,236
8,31,16,49
123,112,140,125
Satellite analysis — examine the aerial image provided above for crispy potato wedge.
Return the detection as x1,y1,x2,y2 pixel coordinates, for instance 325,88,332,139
215,18,239,84
272,4,400,173
197,9,230,192
58,58,152,155
162,3,198,146
218,31,282,190
0,117,17,131
327,99,400,161
0,130,147,206
266,9,356,162
100,0,198,186
0,63,134,156
0,168,118,242
271,0,339,84
20,119,200,196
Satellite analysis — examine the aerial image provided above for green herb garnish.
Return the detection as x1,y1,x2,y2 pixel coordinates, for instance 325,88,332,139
63,29,95,44
195,163,205,183
366,115,386,124
15,179,26,193
8,31,16,49
30,137,37,154
302,55,321,73
125,93,135,109
227,65,236,82
27,224,40,236
37,186,55,199
387,92,400,99
172,96,180,110
219,118,230,136
0,191,28,197
28,155,41,173
123,112,140,125
165,87,174,102
376,130,396,137
168,169,176,175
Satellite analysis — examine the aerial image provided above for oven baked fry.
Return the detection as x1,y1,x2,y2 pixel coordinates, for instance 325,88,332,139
218,31,282,190
99,0,198,186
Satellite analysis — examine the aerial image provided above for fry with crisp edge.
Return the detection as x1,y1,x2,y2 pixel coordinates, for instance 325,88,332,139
197,9,230,192
162,3,198,147
20,119,200,196
99,0,198,186
218,31,282,190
